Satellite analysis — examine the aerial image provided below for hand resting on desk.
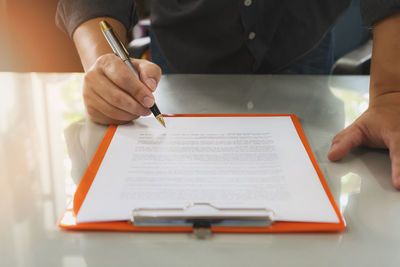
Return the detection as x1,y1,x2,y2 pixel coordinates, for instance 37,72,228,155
328,94,400,189
328,13,400,190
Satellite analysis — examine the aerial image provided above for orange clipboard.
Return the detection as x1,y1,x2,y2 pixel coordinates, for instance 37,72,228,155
58,114,346,233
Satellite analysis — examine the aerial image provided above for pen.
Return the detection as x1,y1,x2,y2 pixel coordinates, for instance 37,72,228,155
99,20,166,128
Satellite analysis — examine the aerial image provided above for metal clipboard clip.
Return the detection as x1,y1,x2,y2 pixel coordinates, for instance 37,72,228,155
131,203,275,238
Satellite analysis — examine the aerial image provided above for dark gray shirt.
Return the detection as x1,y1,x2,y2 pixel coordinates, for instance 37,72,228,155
56,0,400,73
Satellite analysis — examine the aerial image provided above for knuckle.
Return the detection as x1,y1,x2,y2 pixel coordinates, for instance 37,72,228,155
153,63,162,77
82,87,96,107
109,91,125,107
108,66,132,87
96,53,114,66
95,55,107,69
97,54,120,74
114,73,131,87
82,86,90,100
83,71,95,85
104,61,116,75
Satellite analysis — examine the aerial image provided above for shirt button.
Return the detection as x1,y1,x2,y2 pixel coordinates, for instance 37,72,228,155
244,0,252,7
248,32,256,40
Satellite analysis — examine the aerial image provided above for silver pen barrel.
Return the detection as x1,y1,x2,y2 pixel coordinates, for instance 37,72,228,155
99,21,130,62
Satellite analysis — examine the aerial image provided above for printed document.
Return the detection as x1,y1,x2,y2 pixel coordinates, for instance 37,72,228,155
76,116,339,223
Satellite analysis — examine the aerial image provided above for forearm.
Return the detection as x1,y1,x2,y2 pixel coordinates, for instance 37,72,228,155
370,13,400,102
72,17,128,71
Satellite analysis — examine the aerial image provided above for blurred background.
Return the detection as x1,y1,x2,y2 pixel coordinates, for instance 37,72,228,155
0,0,82,72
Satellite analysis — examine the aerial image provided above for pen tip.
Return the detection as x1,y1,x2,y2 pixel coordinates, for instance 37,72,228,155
156,115,166,128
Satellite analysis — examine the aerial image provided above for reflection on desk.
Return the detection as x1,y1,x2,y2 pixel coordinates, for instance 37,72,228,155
1,73,399,267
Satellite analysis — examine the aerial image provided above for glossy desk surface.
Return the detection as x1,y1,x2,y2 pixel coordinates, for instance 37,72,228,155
1,73,399,267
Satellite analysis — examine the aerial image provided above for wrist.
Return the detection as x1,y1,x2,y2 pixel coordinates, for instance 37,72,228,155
73,17,127,72
369,12,400,102
369,89,400,108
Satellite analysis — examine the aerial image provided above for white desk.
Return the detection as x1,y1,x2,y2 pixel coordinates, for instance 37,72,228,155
1,73,399,267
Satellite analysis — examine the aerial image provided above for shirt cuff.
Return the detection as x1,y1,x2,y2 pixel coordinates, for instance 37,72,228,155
55,0,138,37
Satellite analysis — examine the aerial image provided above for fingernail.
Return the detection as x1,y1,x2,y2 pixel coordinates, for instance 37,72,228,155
144,109,152,116
145,78,157,91
143,96,154,108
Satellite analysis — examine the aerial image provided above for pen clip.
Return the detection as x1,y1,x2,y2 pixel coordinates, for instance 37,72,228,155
100,20,130,60
113,30,130,58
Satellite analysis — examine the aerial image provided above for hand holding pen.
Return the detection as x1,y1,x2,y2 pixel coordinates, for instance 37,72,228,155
100,20,165,127
78,18,164,126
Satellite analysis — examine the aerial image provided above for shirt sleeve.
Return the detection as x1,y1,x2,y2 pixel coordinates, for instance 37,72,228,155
360,0,400,26
55,0,138,37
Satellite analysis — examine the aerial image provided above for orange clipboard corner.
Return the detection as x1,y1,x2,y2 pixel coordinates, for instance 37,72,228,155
59,114,346,233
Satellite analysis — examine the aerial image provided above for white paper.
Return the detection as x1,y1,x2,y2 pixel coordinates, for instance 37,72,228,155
76,116,339,223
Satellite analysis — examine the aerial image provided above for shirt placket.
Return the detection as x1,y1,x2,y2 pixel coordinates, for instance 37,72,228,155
239,0,267,72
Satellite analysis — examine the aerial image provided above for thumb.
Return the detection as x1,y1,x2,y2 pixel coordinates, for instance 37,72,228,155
131,58,162,92
328,123,365,161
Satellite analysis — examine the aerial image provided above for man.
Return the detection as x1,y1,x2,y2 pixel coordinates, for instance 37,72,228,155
56,0,400,189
